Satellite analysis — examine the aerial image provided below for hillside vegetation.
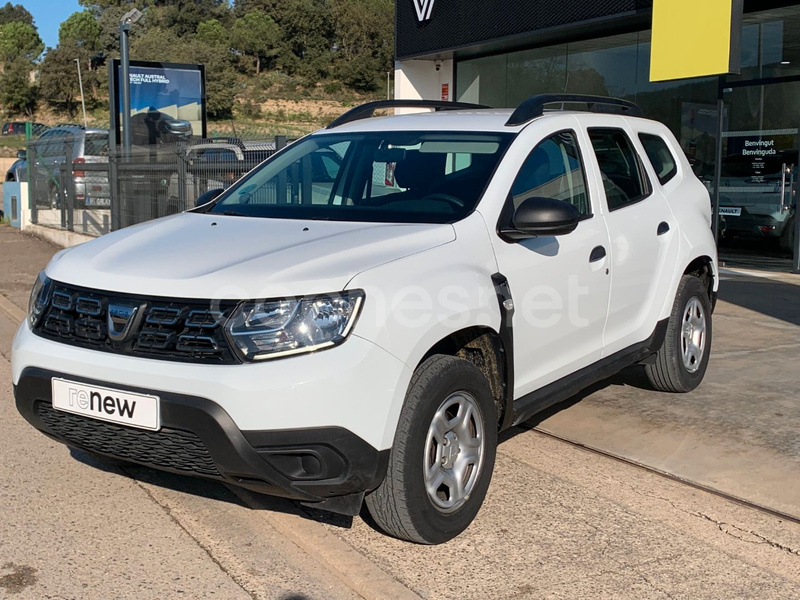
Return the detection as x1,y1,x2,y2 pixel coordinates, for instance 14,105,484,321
0,0,393,132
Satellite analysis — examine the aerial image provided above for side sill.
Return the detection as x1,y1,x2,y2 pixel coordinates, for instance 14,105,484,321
510,318,668,426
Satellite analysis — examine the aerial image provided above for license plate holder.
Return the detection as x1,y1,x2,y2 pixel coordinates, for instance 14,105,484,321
719,206,742,217
51,378,160,431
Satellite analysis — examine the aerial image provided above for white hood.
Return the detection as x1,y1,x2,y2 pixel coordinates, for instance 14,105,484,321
46,213,455,299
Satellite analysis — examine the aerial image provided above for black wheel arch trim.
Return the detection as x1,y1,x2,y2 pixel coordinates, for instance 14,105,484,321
492,273,516,431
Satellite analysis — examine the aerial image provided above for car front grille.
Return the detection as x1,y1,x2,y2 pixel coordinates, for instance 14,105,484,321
36,402,220,477
34,282,239,364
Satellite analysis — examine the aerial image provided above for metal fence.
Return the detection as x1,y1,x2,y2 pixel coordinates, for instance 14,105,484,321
27,133,287,237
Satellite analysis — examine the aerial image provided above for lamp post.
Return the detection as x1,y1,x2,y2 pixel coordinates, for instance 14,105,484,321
75,58,87,128
118,8,143,154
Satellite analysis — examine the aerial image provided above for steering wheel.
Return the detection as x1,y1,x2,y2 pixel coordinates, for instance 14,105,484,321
420,193,465,209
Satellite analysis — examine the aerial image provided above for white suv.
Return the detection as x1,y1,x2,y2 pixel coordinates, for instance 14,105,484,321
13,95,718,544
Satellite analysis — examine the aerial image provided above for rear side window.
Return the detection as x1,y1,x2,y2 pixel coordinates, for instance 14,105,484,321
510,130,591,216
37,130,71,158
84,134,109,157
639,133,678,185
588,128,650,211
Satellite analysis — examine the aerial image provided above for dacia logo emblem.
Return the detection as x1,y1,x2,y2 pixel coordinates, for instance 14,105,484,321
107,303,141,341
412,0,435,22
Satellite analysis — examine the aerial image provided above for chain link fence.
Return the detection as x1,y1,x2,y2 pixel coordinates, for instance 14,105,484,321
26,130,287,237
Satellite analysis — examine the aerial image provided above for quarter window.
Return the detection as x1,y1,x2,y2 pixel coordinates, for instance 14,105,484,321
510,131,590,216
588,128,650,210
638,133,678,185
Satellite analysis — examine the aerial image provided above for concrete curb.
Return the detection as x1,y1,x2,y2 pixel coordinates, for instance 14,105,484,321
0,293,25,324
230,487,422,600
24,223,95,248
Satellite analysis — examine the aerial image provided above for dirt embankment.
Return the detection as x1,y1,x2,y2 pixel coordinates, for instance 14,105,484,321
259,99,350,119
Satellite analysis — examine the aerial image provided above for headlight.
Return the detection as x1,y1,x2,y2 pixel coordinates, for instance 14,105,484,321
28,271,51,327
226,290,364,361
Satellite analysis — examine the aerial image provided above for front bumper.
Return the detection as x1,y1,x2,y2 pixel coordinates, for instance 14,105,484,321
12,320,412,451
14,367,389,505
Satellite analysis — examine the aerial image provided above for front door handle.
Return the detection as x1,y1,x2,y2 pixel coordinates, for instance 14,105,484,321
589,245,607,262
657,221,670,236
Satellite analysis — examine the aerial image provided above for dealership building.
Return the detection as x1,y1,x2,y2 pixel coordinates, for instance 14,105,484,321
394,0,800,263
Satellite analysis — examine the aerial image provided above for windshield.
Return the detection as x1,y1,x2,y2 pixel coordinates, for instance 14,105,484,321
208,131,513,223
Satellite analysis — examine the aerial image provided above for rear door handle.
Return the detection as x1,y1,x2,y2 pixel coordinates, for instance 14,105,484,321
589,245,607,262
657,221,670,236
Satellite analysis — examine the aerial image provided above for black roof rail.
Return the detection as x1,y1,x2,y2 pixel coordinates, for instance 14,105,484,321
326,99,490,129
505,94,644,127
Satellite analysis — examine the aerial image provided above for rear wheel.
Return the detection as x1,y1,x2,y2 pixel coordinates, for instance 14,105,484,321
366,355,497,544
645,275,712,392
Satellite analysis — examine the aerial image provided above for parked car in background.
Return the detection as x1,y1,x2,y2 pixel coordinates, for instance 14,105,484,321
2,121,48,136
29,125,111,209
5,149,28,183
718,152,797,251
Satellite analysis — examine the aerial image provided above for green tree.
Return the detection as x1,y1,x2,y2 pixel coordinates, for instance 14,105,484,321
59,10,102,50
197,18,228,47
131,27,237,118
230,11,279,74
153,0,230,37
38,39,82,117
0,57,37,115
331,0,393,91
233,0,334,80
0,21,43,62
78,0,131,10
0,2,33,26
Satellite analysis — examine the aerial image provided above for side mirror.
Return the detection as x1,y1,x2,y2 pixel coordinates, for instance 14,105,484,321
16,149,26,160
195,188,224,208
500,196,581,241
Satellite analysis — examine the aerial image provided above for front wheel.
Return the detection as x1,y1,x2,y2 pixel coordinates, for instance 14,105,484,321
645,275,712,392
366,355,497,544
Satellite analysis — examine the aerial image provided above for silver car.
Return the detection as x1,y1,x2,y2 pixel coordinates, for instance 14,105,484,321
29,126,111,209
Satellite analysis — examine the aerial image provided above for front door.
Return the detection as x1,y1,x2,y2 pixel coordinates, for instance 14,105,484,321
491,128,611,398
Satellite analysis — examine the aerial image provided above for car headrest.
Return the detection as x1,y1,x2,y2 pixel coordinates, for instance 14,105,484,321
394,150,446,190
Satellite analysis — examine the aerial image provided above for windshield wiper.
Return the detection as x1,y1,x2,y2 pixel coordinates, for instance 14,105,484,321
222,210,247,217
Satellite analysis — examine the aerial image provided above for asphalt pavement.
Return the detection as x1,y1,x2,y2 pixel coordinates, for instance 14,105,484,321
1,224,799,599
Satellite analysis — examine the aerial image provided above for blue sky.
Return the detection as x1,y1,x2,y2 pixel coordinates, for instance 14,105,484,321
26,0,82,49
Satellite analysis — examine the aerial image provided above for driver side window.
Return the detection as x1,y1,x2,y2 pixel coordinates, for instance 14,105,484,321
511,131,591,216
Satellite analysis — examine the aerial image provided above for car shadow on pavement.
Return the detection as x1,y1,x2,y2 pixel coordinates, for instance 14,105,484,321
718,278,800,326
499,365,654,443
70,447,249,508
70,446,358,529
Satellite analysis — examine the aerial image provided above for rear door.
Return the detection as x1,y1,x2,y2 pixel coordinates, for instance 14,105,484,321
580,119,680,355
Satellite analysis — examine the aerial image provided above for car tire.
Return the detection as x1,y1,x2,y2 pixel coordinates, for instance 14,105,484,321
365,354,497,544
645,275,712,393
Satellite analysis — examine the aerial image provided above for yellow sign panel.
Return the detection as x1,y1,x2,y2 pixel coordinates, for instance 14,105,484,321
650,0,742,82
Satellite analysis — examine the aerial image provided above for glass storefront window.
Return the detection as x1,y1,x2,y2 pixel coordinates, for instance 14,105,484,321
506,45,567,106
455,54,509,107
565,34,639,99
453,4,800,266
730,7,800,81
